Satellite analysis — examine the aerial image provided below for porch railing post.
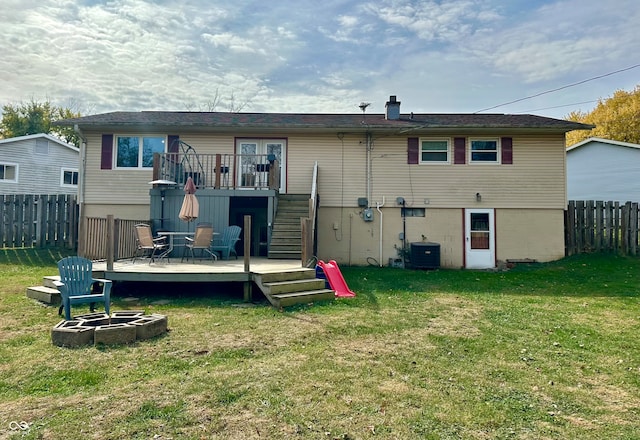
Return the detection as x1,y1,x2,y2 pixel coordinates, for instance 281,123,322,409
106,214,114,271
215,154,222,189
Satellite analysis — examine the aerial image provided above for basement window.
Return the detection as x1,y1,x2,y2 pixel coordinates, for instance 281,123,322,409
401,208,426,217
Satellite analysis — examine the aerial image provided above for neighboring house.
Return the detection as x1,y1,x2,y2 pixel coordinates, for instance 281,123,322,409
57,96,591,269
567,137,640,203
0,133,79,195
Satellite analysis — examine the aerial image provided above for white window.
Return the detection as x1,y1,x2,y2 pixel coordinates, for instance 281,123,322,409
470,139,499,163
420,138,450,163
61,168,79,187
0,163,18,183
115,135,166,168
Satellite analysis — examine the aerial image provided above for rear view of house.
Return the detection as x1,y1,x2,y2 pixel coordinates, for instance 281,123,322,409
58,96,591,269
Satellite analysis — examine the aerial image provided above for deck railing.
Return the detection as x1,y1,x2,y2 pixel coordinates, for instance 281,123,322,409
152,153,280,190
301,161,318,265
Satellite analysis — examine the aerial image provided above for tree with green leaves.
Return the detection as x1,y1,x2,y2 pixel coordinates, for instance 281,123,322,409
565,85,640,146
0,99,82,147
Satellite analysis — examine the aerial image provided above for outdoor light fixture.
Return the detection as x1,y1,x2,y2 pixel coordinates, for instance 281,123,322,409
476,192,482,202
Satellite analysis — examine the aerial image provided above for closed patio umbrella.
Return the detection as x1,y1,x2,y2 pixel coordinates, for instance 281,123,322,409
179,176,199,223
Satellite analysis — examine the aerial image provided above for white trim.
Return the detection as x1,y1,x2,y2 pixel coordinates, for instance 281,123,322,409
0,133,78,152
469,137,500,164
0,162,19,183
418,137,451,165
567,137,640,152
60,167,79,187
113,134,167,169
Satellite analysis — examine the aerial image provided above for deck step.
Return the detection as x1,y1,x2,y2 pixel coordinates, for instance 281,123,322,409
270,289,335,307
263,278,326,294
253,268,334,308
26,285,61,305
43,275,60,289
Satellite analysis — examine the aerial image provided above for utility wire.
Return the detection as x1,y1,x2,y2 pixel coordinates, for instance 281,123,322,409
515,100,599,114
474,63,640,113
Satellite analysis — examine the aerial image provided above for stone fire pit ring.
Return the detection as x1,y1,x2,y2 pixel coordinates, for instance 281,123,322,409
52,311,168,348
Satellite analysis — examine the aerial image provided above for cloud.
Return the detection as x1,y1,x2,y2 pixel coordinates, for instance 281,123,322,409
0,0,638,118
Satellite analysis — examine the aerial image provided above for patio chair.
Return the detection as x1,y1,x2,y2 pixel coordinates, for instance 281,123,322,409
54,256,112,320
182,223,217,262
211,225,241,260
133,223,169,264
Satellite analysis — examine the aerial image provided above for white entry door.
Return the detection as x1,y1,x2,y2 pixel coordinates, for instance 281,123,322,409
465,208,495,269
236,139,286,192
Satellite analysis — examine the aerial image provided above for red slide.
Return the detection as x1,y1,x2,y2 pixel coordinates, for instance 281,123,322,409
317,260,356,298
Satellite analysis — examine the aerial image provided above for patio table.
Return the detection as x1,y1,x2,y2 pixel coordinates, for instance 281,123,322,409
157,231,219,259
157,231,194,259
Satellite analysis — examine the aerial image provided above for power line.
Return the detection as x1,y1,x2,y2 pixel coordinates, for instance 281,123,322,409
515,100,599,114
474,63,640,113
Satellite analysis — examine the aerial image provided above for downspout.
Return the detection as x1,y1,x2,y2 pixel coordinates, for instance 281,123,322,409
376,196,385,267
74,124,87,256
365,131,372,207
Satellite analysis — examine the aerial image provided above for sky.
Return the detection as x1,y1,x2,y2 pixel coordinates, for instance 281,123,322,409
2,0,639,119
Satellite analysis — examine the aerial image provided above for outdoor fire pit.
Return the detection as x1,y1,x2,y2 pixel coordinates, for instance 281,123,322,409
51,311,168,348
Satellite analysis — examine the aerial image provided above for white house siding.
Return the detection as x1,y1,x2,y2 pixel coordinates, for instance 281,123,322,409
0,135,78,194
567,140,640,203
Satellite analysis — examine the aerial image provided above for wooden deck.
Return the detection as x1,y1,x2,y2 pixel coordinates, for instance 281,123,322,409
92,257,310,283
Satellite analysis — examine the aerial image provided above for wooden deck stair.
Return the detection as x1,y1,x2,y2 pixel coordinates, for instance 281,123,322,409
26,275,61,305
268,194,309,260
253,268,334,308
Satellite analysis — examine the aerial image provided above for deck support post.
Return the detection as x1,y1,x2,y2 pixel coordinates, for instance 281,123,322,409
243,215,252,302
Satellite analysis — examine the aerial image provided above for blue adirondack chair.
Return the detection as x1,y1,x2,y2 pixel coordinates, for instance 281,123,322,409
54,256,112,320
211,225,241,260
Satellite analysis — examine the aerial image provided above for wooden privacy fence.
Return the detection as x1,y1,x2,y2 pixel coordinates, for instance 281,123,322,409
565,200,640,256
80,217,149,260
0,194,78,249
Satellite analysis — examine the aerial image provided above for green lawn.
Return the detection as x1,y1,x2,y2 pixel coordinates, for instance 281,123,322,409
0,249,639,439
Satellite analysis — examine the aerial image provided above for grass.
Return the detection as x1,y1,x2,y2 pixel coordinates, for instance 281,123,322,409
0,249,639,439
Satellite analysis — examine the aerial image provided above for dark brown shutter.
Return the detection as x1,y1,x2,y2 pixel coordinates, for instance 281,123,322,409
168,135,179,153
408,137,419,164
454,137,466,164
501,137,513,164
100,134,113,170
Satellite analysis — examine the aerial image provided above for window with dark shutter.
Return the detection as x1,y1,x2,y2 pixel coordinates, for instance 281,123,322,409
101,134,113,170
407,137,419,164
454,137,466,164
501,137,513,164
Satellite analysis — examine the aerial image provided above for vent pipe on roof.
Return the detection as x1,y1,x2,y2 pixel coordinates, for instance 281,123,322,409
385,95,401,120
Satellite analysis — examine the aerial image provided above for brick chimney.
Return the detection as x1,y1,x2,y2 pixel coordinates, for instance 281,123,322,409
385,95,401,120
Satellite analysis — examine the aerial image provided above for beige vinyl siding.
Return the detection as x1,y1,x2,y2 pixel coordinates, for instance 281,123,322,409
317,206,564,267
496,208,565,262
309,133,567,209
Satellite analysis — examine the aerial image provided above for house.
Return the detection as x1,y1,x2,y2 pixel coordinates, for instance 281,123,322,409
57,96,591,269
567,137,640,203
0,133,79,195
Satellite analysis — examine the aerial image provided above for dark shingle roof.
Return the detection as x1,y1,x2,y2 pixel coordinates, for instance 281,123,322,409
56,111,593,133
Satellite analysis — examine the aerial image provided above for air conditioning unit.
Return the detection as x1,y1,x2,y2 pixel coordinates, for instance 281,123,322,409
410,242,440,269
